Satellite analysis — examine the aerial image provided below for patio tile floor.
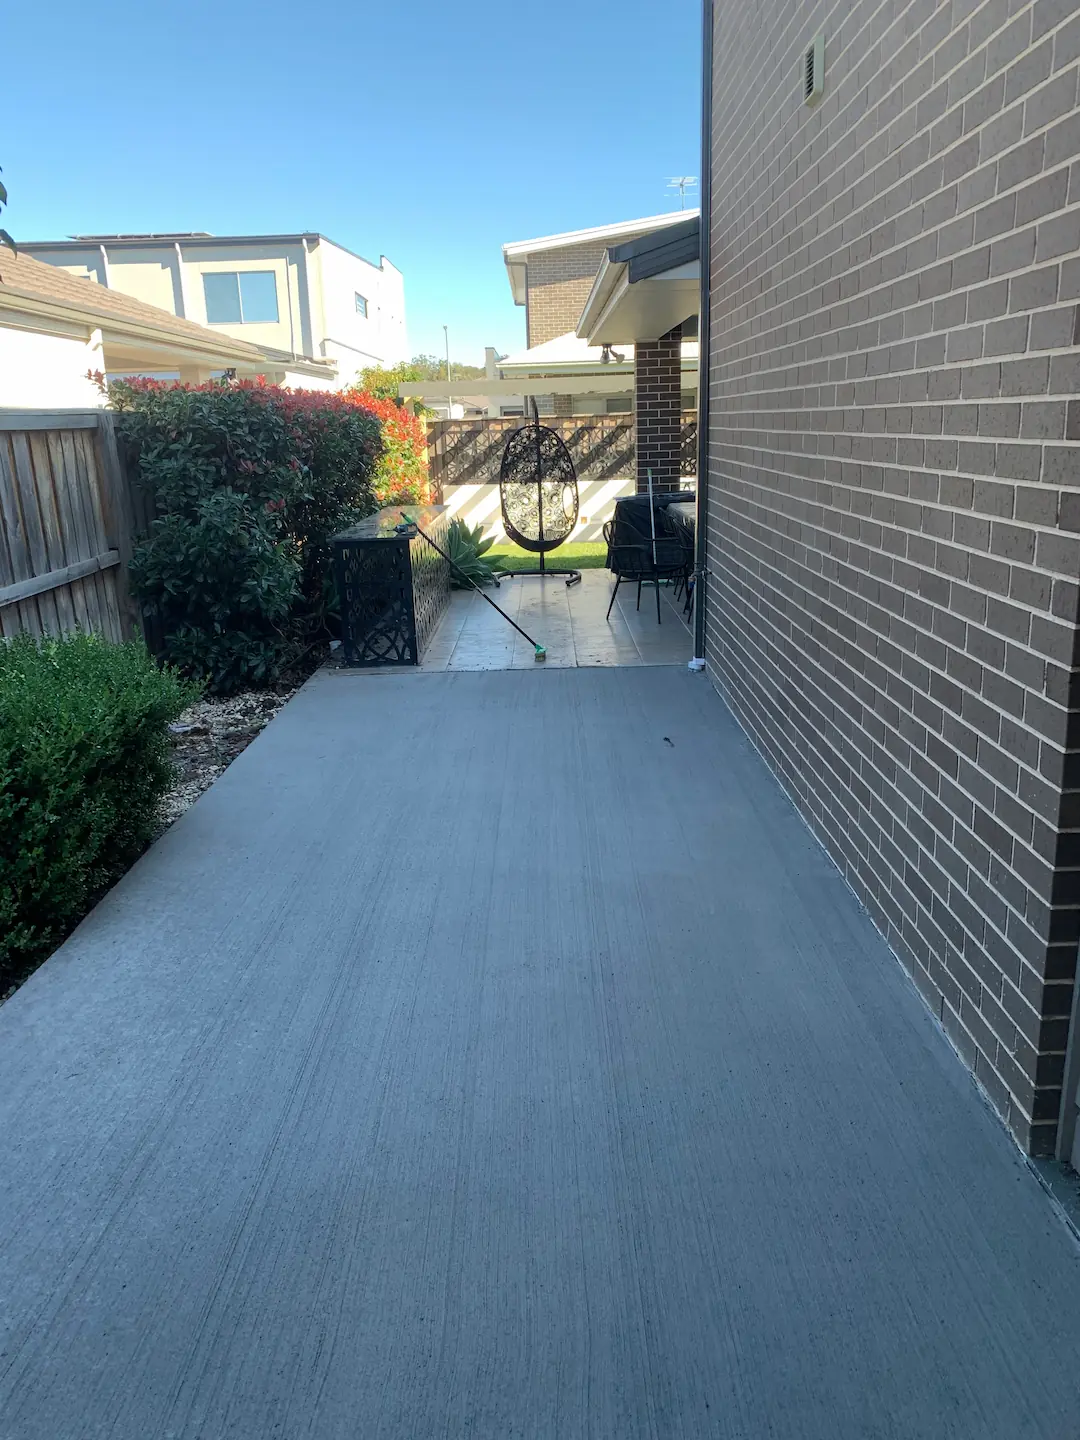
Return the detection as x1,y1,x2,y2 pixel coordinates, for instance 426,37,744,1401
417,567,692,670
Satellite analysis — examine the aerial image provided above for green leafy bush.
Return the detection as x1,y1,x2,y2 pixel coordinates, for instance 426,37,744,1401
129,490,300,694
446,518,496,587
0,633,200,983
110,378,383,693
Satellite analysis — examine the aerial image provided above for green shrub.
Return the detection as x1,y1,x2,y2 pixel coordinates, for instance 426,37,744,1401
110,378,382,693
129,489,301,694
0,633,200,983
446,517,496,588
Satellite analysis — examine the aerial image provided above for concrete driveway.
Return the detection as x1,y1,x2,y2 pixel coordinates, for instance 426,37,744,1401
1,666,1078,1439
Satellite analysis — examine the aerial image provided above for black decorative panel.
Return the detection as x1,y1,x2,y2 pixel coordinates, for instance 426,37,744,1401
426,414,699,489
409,511,450,656
333,506,450,667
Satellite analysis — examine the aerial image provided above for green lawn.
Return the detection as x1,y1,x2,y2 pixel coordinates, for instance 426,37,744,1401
487,542,608,571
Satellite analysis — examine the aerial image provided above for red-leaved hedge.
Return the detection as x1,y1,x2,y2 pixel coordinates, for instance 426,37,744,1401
340,388,430,506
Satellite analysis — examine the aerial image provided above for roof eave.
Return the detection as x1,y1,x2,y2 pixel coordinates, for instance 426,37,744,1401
0,285,265,366
576,253,628,340
501,209,700,261
507,260,527,306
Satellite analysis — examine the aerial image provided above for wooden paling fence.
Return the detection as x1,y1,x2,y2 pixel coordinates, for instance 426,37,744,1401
0,410,144,643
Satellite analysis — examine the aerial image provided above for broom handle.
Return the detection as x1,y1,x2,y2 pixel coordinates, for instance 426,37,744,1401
402,514,543,650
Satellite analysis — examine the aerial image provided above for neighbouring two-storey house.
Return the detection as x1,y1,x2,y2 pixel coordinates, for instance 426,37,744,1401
21,231,407,390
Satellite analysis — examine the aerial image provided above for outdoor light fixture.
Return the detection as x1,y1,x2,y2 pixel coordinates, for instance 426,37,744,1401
600,344,625,365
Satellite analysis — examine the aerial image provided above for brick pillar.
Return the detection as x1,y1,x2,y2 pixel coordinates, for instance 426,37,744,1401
553,394,574,418
634,324,682,494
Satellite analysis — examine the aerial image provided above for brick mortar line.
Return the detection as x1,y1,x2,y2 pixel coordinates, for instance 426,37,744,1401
715,455,1072,566
711,443,1077,546
711,535,1077,789
711,205,1080,378
715,428,1077,518
708,568,1078,905
712,568,1072,919
710,280,1080,381
712,460,1077,649
710,328,1080,391
710,409,1078,438
707,514,1073,840
710,0,924,199
713,126,1080,336
706,634,1065,1108
709,556,1067,867
712,151,1080,344
709,597,1066,1054
712,4,1079,301
708,0,1031,201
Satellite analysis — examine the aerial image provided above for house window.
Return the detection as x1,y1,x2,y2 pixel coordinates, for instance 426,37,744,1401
681,392,696,411
355,293,368,317
605,397,632,414
202,271,279,324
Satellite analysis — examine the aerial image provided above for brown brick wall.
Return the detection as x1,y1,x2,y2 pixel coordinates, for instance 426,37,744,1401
636,325,684,493
526,244,608,347
524,228,663,346
705,0,1080,1155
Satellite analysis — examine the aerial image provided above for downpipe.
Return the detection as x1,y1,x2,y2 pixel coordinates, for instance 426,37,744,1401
690,0,714,672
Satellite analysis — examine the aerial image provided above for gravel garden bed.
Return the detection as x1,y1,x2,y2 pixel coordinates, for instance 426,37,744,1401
156,687,297,834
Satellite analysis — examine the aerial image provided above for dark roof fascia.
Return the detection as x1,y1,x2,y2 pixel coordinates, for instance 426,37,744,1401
607,216,701,284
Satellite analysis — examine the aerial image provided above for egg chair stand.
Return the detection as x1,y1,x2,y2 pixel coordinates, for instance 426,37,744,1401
495,405,582,587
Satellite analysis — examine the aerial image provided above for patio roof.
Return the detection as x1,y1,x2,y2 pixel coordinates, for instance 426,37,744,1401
496,331,699,376
578,215,701,346
398,332,698,401
502,210,699,305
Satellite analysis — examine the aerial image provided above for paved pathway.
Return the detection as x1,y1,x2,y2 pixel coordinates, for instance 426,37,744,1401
1,667,1078,1439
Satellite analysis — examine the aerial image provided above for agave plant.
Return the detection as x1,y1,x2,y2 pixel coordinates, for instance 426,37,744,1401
446,518,496,588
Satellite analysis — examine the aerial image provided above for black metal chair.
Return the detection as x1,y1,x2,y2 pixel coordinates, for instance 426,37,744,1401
603,513,693,624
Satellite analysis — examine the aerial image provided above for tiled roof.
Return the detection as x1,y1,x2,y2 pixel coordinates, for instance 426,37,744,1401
0,250,264,359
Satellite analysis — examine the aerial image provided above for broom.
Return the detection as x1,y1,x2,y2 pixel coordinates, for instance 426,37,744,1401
400,513,547,661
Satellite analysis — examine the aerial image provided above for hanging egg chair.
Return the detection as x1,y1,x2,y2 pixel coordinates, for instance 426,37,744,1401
497,404,582,585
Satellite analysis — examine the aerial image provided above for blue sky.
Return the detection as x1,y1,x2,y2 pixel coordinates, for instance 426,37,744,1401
5,1,700,366
6,0,702,368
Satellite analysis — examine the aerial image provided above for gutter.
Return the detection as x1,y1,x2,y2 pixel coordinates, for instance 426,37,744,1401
576,253,626,338
691,0,714,670
0,287,263,366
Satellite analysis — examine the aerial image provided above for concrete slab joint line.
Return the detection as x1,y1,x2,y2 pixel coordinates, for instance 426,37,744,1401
1,665,1080,1439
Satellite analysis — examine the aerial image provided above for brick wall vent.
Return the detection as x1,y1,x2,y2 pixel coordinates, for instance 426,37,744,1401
804,34,824,104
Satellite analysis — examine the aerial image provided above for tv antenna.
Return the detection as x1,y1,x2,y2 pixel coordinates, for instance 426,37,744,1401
667,176,698,210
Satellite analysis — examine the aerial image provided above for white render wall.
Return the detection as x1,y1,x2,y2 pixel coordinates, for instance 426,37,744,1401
315,240,407,383
0,326,103,409
22,234,409,391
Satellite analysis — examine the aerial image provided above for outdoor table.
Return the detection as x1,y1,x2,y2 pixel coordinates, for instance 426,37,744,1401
664,500,696,541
